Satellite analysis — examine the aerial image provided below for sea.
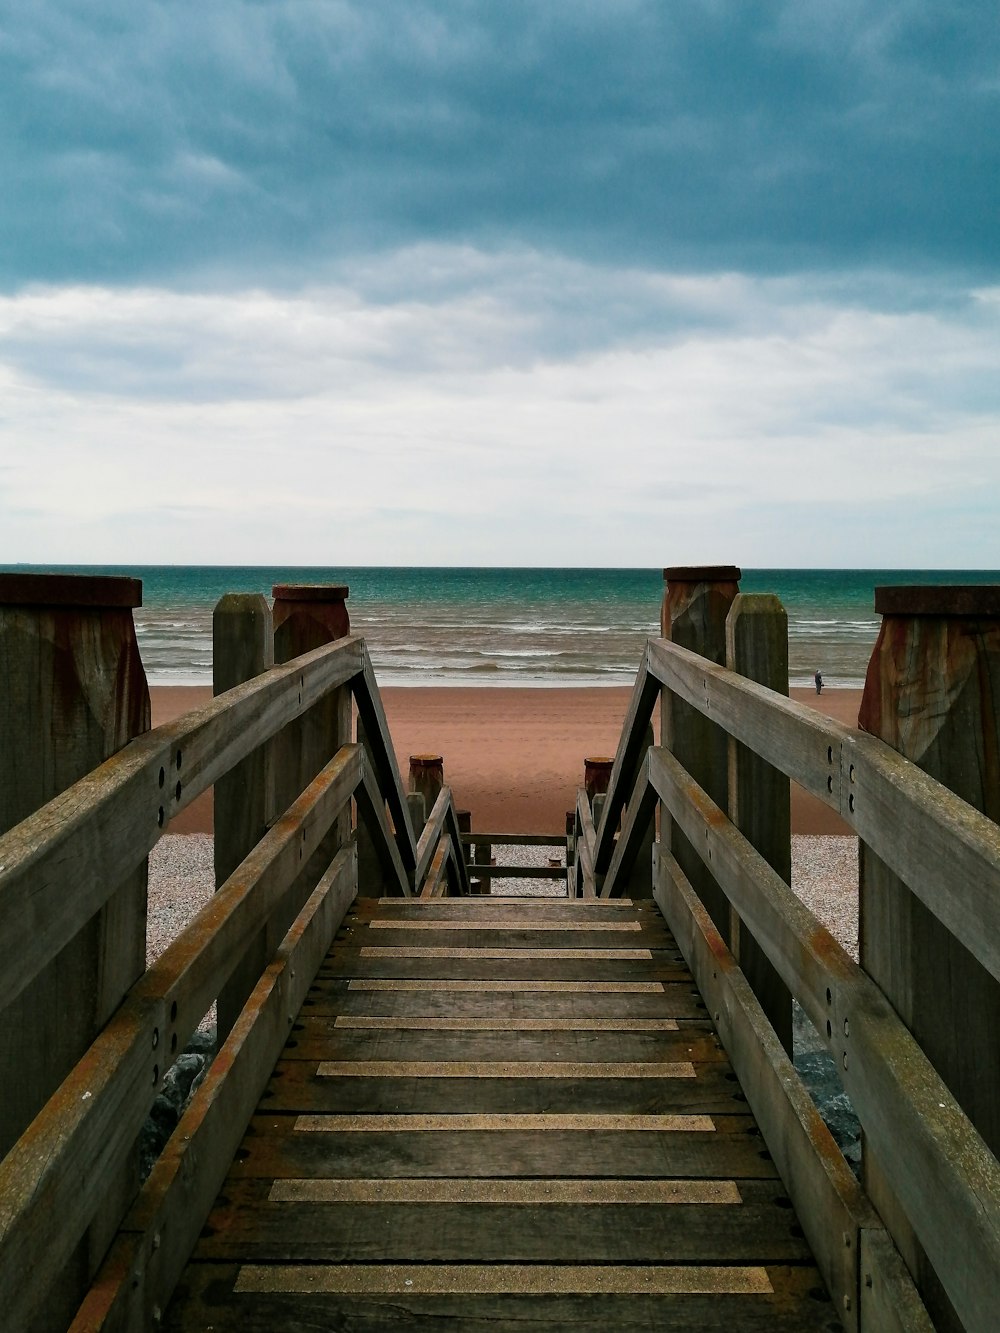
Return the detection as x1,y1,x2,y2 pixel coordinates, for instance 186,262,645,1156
11,566,1000,690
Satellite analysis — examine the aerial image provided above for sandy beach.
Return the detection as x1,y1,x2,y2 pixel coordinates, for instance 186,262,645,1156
152,683,859,836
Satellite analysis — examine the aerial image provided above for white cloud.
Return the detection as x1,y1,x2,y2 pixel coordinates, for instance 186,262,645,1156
1,248,998,568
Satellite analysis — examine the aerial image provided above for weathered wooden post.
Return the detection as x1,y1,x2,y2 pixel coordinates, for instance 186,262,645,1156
726,593,792,1053
271,583,352,942
858,583,1000,1326
661,565,741,937
409,753,444,812
0,571,149,1318
213,593,275,1039
584,755,614,802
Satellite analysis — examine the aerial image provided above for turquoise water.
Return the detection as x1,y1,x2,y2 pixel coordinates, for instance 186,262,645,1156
10,566,1000,688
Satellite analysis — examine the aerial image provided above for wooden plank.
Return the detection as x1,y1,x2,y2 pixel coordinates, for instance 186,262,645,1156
350,649,417,871
194,1188,807,1267
293,1025,721,1065
600,759,658,899
0,634,364,1014
320,953,690,982
70,847,358,1333
291,1115,724,1136
459,833,567,847
304,982,698,1019
859,1228,936,1333
314,1060,697,1079
268,1177,740,1203
258,1062,747,1117
654,843,885,1333
594,651,660,875
414,787,452,889
0,747,362,1333
225,1117,778,1181
355,756,411,897
648,635,1000,986
232,1263,776,1296
443,799,471,896
366,919,643,932
162,1261,841,1333
648,744,1000,1333
331,1016,680,1030
575,788,597,897
420,836,451,899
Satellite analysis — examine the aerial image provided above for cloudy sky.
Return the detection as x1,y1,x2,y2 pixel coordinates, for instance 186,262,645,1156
2,1,998,567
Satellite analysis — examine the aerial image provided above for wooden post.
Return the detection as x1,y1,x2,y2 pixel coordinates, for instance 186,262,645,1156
409,754,444,813
858,583,1000,1328
661,565,741,938
213,593,275,1039
726,593,793,1054
406,791,427,839
584,756,614,802
0,571,149,1322
271,583,352,945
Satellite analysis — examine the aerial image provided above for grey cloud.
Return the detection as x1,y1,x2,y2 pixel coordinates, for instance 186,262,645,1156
1,2,997,289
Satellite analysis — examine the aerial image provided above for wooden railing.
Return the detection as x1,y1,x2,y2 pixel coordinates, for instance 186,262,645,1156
584,628,1000,1332
0,630,469,1331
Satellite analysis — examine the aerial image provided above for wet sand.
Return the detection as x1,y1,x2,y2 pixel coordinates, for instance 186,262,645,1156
151,684,860,836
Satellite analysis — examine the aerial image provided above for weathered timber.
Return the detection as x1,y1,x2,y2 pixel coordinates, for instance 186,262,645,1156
271,584,352,951
214,593,276,1038
600,758,657,899
594,652,660,877
355,715,387,896
653,842,930,1333
0,747,362,1333
350,652,417,871
161,891,832,1331
648,742,1000,1333
859,585,1000,1328
409,754,445,815
0,634,363,1015
660,567,740,939
355,758,411,896
0,572,150,1328
415,786,453,889
575,788,597,897
726,593,792,1054
71,846,358,1333
647,636,1000,985
583,756,614,800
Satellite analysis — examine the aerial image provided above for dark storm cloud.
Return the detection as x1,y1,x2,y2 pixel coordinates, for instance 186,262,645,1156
1,1,997,288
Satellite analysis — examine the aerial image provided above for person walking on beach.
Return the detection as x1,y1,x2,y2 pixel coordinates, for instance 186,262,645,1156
814,669,823,694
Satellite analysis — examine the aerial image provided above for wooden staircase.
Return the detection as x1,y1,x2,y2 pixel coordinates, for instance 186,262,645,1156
164,893,840,1331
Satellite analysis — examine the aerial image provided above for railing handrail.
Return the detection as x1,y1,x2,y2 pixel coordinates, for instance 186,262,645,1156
595,634,1000,1330
646,634,1000,986
0,629,443,1330
0,634,366,1014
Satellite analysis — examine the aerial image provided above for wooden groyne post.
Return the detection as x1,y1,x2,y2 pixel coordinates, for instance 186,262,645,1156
726,592,793,1054
213,592,275,1038
859,582,1000,1327
0,571,149,1320
661,566,741,935
271,584,352,939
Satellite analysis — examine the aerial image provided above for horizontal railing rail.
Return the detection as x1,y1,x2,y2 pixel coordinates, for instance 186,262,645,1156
0,629,429,1330
594,634,1000,1330
0,635,365,1014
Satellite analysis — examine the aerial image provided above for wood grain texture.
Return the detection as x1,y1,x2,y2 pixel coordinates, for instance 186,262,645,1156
648,744,1000,1333
156,893,831,1331
0,634,363,1014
